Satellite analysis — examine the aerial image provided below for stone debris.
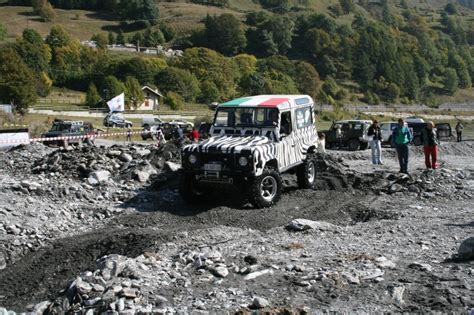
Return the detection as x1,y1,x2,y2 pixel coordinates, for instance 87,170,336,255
456,237,474,261
286,219,339,232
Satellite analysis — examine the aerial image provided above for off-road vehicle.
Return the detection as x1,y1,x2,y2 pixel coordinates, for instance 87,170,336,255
103,113,133,128
322,120,371,151
42,120,96,147
180,95,319,208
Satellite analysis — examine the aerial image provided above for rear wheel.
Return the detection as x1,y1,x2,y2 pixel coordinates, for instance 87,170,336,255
348,139,360,151
413,136,422,146
179,173,207,203
247,169,282,208
297,156,317,189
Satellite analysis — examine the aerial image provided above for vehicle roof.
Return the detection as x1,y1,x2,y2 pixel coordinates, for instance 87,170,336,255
335,120,372,124
219,95,313,110
380,121,397,124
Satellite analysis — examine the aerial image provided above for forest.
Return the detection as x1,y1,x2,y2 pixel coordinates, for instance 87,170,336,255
1,0,474,113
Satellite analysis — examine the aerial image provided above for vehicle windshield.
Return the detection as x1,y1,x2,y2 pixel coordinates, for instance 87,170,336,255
50,124,71,132
214,107,278,128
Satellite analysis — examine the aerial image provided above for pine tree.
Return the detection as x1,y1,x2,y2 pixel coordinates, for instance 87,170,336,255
116,30,125,45
108,32,116,45
86,83,101,106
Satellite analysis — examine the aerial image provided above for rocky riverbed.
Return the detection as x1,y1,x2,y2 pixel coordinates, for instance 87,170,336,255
0,141,473,314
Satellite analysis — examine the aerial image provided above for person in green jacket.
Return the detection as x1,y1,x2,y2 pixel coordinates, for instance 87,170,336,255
391,118,413,174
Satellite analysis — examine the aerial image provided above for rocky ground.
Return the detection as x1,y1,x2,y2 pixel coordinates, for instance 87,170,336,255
0,140,473,314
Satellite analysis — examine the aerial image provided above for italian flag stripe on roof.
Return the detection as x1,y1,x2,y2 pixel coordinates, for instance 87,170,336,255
221,96,289,107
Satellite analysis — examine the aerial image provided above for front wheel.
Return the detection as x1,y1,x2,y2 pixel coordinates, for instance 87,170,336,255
348,139,360,151
297,157,317,189
179,173,207,203
360,142,368,150
247,169,282,208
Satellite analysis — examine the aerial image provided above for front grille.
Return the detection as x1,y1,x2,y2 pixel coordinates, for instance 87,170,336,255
200,153,235,168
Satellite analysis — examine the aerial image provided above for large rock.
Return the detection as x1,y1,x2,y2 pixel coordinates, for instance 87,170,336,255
87,170,110,185
165,161,181,172
252,297,269,309
119,153,133,163
134,171,150,183
211,265,229,278
286,219,338,232
97,254,127,280
244,269,273,281
457,237,474,261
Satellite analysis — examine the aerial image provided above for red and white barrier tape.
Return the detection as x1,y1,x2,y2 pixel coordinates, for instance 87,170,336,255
0,130,156,145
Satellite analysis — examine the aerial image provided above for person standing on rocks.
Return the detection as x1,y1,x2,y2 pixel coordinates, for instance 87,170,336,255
335,124,343,150
455,121,464,142
317,133,326,154
126,127,132,142
422,121,439,170
392,118,413,174
367,120,383,165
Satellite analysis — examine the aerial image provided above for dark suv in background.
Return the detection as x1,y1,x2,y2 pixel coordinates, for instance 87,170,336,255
42,120,96,147
408,122,452,145
321,120,371,151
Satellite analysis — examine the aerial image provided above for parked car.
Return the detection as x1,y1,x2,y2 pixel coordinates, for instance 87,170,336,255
380,121,398,146
405,116,425,123
321,120,372,151
180,94,319,208
142,116,163,129
42,120,96,147
408,122,452,145
162,121,193,140
103,113,133,128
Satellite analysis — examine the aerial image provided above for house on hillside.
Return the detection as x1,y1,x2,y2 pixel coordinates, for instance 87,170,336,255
138,86,163,111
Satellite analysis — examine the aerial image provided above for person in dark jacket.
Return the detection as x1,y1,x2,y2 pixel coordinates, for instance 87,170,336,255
455,121,464,142
367,120,383,165
392,118,413,174
422,121,439,169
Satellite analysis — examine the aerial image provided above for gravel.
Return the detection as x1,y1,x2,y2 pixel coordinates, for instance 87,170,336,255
0,140,473,313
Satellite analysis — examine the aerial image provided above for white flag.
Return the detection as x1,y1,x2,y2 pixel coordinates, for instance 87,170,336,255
107,93,125,112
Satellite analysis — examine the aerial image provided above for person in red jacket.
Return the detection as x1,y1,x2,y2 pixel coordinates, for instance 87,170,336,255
189,127,200,142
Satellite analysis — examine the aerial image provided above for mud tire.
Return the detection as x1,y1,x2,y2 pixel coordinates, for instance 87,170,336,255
247,169,282,208
297,155,317,190
179,172,207,203
348,139,360,151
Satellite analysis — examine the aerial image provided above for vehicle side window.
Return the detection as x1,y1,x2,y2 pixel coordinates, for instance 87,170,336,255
215,110,230,127
353,123,362,130
295,107,312,129
281,111,292,135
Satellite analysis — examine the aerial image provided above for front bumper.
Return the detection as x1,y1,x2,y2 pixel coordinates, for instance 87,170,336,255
181,151,254,183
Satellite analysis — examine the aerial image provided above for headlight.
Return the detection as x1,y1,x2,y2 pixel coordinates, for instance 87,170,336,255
188,154,197,164
238,156,248,167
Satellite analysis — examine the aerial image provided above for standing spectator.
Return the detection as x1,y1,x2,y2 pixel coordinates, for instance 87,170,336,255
455,121,464,142
189,127,200,142
126,126,132,142
392,118,413,174
335,124,343,150
367,120,383,165
317,133,326,154
155,126,166,147
174,125,184,146
422,121,439,170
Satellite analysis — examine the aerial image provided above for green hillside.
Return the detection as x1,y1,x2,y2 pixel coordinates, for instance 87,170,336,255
1,0,474,111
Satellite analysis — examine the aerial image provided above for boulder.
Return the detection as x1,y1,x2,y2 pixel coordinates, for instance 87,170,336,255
119,153,133,162
252,297,269,309
165,161,181,172
134,171,150,183
211,265,229,278
87,170,110,185
286,219,338,232
457,237,474,261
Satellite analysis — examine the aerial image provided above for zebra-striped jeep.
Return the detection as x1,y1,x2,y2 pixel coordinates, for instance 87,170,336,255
180,95,319,208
